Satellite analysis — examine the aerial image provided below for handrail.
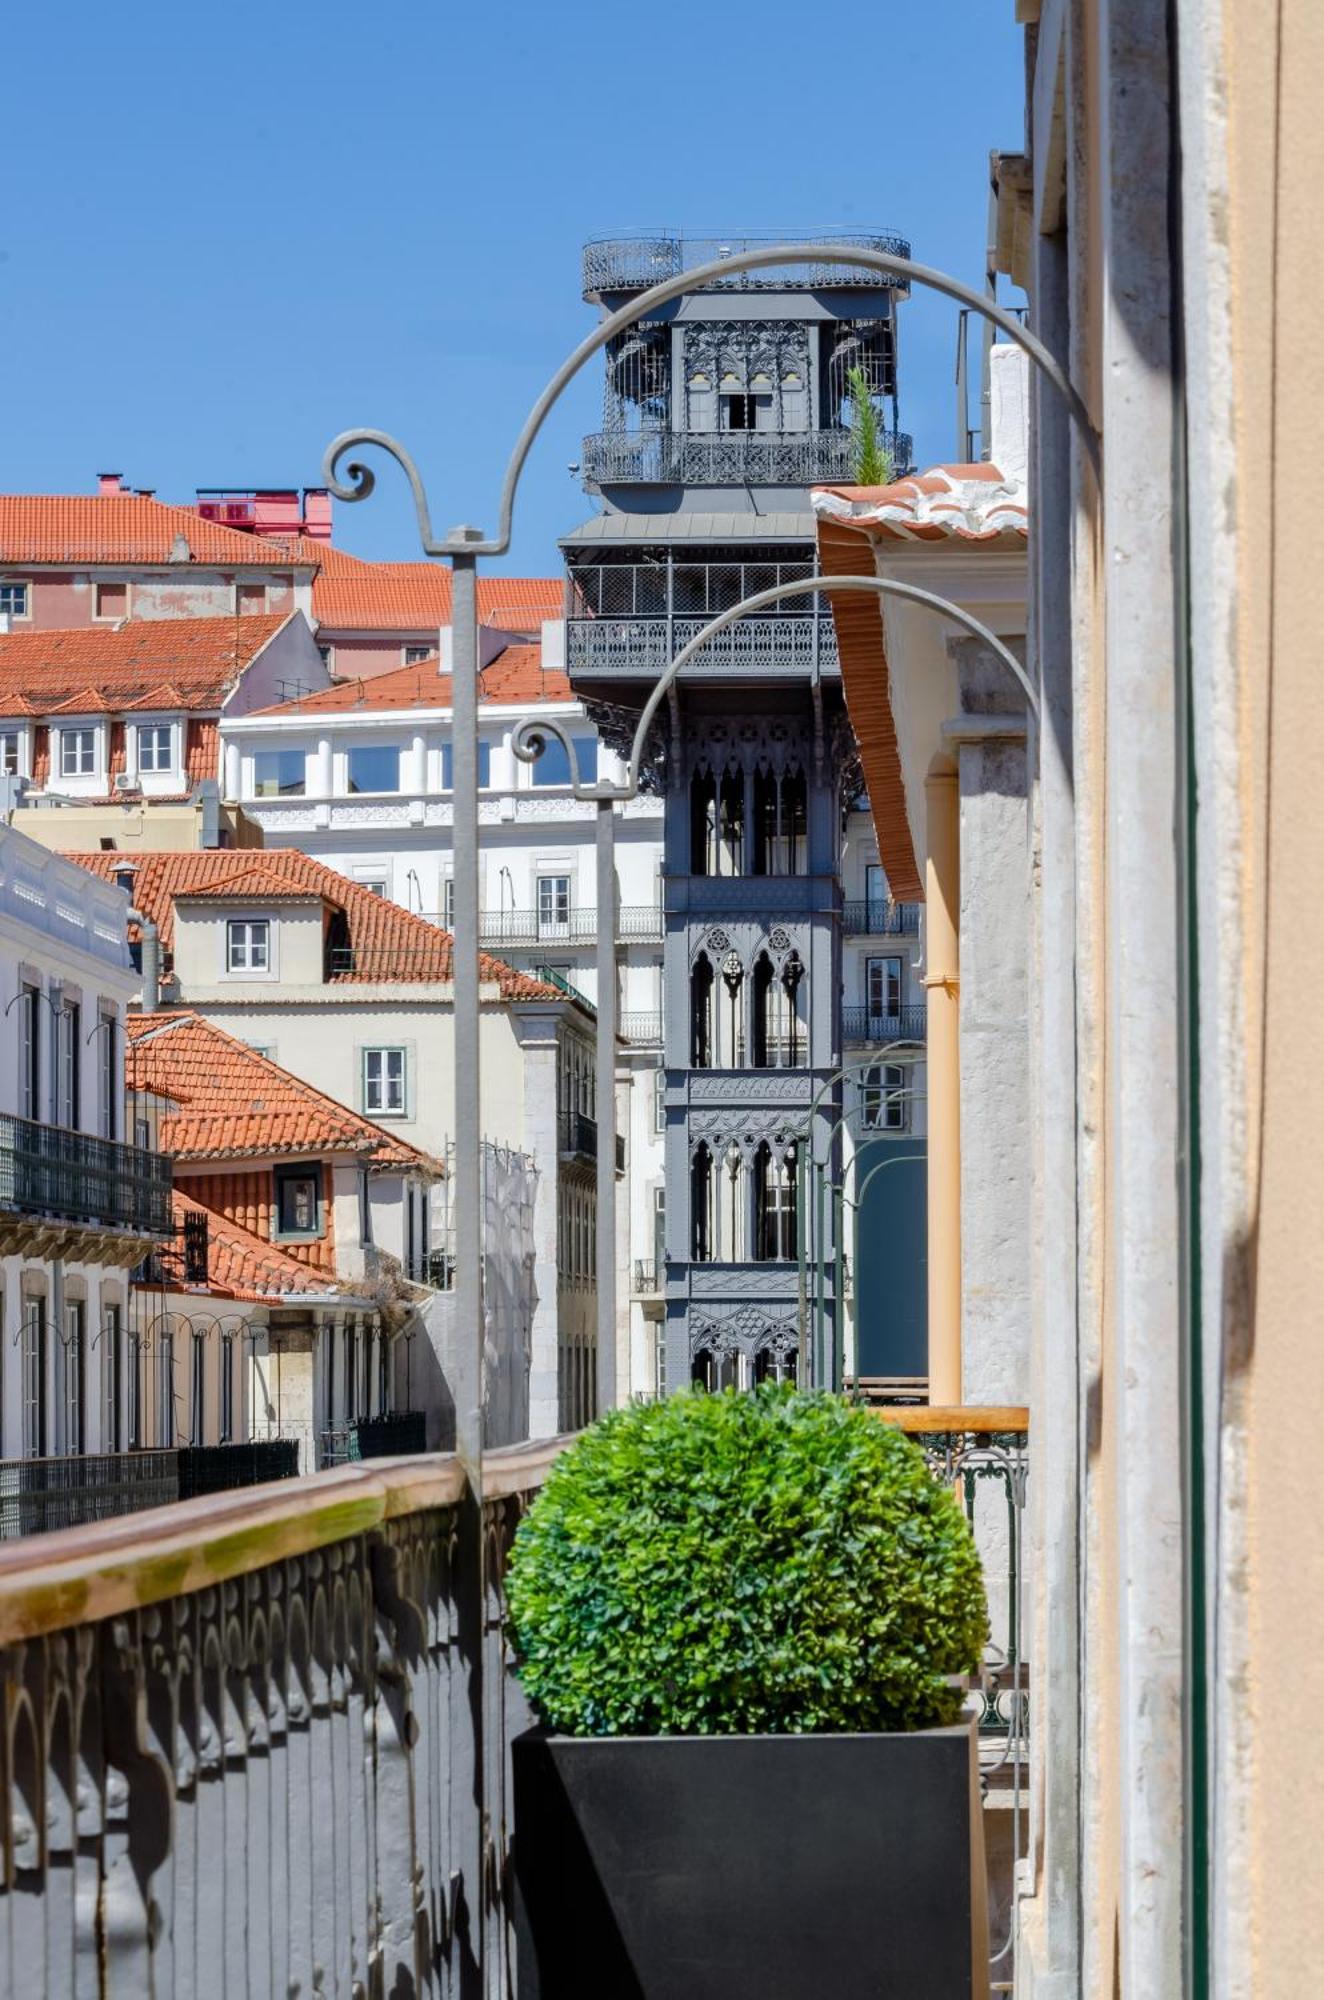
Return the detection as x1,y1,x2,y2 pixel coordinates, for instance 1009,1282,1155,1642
0,1438,574,1646
876,1405,1029,1434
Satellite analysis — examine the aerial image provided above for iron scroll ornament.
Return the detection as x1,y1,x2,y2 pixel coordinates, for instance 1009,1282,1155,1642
509,570,1038,799
323,240,1099,559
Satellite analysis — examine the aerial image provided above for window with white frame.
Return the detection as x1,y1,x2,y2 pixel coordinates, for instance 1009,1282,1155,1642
403,644,432,665
99,1009,118,1138
0,731,20,776
60,727,96,777
529,733,597,787
440,741,492,788
865,955,903,1021
0,583,28,619
440,876,455,928
227,918,270,972
861,1062,907,1132
347,744,400,794
137,722,173,772
363,1046,407,1116
252,748,305,798
57,1000,80,1127
537,874,571,933
653,1064,666,1133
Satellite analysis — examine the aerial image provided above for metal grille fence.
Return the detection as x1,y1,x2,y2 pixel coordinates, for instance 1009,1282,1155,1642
0,1114,172,1236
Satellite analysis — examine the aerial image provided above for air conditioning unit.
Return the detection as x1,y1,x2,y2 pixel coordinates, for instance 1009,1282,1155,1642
113,773,139,793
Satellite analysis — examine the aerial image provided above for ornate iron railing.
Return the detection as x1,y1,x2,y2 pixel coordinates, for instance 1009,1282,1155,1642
0,1114,172,1238
580,427,913,489
841,900,922,938
582,231,912,298
841,1004,928,1045
532,963,594,1008
620,1010,664,1045
0,1449,178,1539
567,613,839,678
0,1438,563,1995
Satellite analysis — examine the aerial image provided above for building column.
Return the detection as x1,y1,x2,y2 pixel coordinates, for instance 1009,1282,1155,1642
923,756,961,1404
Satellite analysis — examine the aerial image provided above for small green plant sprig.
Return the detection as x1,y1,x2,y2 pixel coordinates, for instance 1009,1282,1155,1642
848,364,894,486
506,1385,986,1737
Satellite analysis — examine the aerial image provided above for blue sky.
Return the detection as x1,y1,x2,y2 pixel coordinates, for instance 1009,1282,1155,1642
3,1,1026,573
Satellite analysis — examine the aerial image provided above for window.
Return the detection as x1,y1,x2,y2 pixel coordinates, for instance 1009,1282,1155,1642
22,1298,46,1457
355,876,388,898
0,582,28,619
317,643,333,668
252,749,305,797
865,955,903,1022
403,644,432,665
347,745,400,794
227,918,270,972
95,582,128,620
99,1010,118,1139
363,1046,407,1115
274,1164,321,1238
137,722,173,772
157,1331,175,1447
537,875,571,933
653,1065,666,1133
862,1062,907,1132
219,1331,235,1442
60,728,96,777
57,1001,80,1127
57,1301,85,1455
440,741,492,789
128,1331,142,1447
0,731,19,776
19,984,40,1120
440,877,455,929
190,1328,206,1443
865,863,887,927
103,1303,123,1451
530,734,597,787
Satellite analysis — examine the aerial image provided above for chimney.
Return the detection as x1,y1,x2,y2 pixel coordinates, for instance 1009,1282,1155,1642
97,472,125,496
135,488,156,500
987,345,1029,489
302,489,333,541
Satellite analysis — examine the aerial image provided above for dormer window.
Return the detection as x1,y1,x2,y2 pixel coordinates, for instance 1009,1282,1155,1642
0,583,28,620
60,727,96,777
227,918,270,972
137,722,173,773
94,582,128,621
274,1164,321,1239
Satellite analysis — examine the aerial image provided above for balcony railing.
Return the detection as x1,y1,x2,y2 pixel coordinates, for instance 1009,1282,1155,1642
0,1114,172,1239
479,904,663,946
556,1111,626,1174
580,427,913,490
621,1010,663,1045
841,899,922,937
0,1415,1022,1991
581,231,912,298
567,613,839,678
632,1257,662,1294
0,1441,299,1538
841,1004,928,1045
318,1410,428,1467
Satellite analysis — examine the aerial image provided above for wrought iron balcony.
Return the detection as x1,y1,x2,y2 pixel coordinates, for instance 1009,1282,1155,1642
841,900,922,938
0,1442,300,1538
0,1417,1023,1988
580,428,913,491
0,1114,172,1244
841,1004,928,1045
479,905,663,946
557,1111,626,1173
567,613,839,680
582,231,912,299
631,1258,662,1295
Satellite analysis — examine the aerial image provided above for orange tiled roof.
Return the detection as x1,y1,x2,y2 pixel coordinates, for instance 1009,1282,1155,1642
69,847,568,1002
250,640,572,716
0,496,316,567
291,546,562,634
163,1189,345,1303
812,465,1029,543
0,614,292,718
126,1011,443,1171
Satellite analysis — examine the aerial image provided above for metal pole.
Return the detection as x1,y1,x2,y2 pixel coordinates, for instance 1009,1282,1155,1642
595,798,618,1413
833,1179,845,1391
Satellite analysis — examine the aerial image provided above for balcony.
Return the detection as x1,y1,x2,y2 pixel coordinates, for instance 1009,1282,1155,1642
841,1004,928,1045
479,904,663,947
0,1441,299,1539
558,1110,627,1173
0,1114,172,1261
567,613,839,680
580,427,912,491
621,1010,663,1045
841,900,922,938
318,1410,428,1467
581,231,912,299
0,1413,1023,1991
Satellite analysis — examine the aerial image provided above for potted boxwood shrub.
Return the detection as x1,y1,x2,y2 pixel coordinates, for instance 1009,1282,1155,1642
507,1384,990,1999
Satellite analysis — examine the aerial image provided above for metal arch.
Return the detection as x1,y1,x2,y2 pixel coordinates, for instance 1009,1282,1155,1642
509,573,1035,795
323,241,1098,560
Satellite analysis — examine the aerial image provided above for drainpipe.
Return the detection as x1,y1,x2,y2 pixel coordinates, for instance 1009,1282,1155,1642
923,756,961,1404
129,909,161,1010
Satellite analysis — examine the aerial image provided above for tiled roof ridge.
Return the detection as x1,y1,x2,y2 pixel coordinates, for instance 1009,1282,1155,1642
812,462,1029,543
0,496,321,567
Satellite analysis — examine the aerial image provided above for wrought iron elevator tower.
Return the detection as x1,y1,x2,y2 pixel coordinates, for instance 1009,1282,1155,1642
563,232,911,1391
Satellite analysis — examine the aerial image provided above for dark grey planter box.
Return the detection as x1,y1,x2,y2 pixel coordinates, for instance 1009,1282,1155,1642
512,1717,989,1999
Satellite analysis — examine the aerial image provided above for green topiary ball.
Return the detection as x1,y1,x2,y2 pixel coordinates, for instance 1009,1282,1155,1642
506,1385,987,1737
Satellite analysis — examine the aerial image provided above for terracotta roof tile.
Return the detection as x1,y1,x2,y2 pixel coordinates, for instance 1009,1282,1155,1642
812,465,1029,543
0,614,292,718
0,496,315,567
250,640,571,716
69,846,569,1003
126,1011,443,1171
286,546,562,634
162,1189,345,1303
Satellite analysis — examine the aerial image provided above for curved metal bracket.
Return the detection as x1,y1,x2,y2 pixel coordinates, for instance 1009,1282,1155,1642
324,241,1098,559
